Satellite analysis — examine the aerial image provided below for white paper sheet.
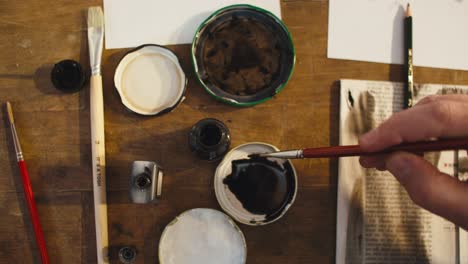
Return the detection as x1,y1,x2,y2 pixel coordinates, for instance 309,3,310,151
328,0,468,71
103,0,281,49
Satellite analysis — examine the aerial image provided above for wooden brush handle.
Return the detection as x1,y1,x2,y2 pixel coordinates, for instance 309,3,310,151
90,75,109,264
302,138,468,158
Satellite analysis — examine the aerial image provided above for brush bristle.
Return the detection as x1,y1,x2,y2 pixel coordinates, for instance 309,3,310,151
6,101,14,124
87,6,104,28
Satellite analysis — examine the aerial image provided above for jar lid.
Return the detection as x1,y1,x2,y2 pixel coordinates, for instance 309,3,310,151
114,44,187,115
159,208,246,264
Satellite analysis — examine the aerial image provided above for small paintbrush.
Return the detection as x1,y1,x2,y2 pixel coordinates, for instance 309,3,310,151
6,102,50,264
249,138,468,159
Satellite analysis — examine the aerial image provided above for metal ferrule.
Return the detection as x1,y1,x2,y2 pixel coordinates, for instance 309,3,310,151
261,149,303,159
91,65,101,76
88,27,103,76
10,124,24,161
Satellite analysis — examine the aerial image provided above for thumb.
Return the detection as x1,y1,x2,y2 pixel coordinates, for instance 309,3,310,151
385,151,468,230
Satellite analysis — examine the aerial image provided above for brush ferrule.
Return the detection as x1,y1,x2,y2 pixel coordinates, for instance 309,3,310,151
88,27,103,76
17,152,24,161
91,65,101,76
261,150,303,159
10,124,24,161
297,149,304,158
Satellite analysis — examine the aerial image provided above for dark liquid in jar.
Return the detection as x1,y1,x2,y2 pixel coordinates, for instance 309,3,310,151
202,17,282,96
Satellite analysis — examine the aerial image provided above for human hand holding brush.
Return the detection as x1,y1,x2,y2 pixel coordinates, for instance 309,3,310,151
359,94,468,230
252,94,468,229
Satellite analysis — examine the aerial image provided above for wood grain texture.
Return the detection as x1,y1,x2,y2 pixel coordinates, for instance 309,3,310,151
1,0,468,263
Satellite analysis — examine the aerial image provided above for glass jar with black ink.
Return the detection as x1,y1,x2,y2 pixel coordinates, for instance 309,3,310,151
189,118,231,161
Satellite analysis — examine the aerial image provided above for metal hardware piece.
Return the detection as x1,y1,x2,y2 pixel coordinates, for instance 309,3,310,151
118,246,137,263
130,161,163,204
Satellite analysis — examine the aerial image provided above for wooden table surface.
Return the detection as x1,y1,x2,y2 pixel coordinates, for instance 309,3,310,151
2,0,468,263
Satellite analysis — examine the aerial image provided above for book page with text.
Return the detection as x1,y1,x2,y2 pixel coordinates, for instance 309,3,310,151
337,80,468,264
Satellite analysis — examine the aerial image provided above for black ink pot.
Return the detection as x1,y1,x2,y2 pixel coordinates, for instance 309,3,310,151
189,118,231,161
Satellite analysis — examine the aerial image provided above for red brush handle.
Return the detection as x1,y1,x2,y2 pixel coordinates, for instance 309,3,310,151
18,160,50,264
302,138,468,158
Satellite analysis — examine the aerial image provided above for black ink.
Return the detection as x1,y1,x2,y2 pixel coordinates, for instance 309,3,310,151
223,156,295,220
348,90,355,107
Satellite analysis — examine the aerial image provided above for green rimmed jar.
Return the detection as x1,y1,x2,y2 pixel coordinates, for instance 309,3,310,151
192,4,295,107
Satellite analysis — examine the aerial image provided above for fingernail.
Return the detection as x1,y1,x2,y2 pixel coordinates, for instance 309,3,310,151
386,154,411,181
359,130,378,147
359,157,372,168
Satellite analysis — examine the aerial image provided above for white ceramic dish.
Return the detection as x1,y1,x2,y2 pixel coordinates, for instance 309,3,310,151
114,45,186,115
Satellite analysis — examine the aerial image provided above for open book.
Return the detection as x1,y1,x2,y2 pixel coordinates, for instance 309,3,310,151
336,79,468,264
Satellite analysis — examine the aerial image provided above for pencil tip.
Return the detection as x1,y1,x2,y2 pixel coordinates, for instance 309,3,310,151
406,3,412,17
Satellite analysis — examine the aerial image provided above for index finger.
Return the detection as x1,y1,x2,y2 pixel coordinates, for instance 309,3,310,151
416,94,468,107
359,100,468,152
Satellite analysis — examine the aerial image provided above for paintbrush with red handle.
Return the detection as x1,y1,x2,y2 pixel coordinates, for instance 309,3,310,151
6,102,49,264
250,138,468,159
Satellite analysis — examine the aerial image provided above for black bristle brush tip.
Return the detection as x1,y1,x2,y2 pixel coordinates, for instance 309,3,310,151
248,154,261,159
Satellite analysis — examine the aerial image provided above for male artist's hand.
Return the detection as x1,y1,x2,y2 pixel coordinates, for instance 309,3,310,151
359,94,468,230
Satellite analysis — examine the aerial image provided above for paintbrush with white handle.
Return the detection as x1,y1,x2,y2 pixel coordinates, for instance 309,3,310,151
87,6,109,264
